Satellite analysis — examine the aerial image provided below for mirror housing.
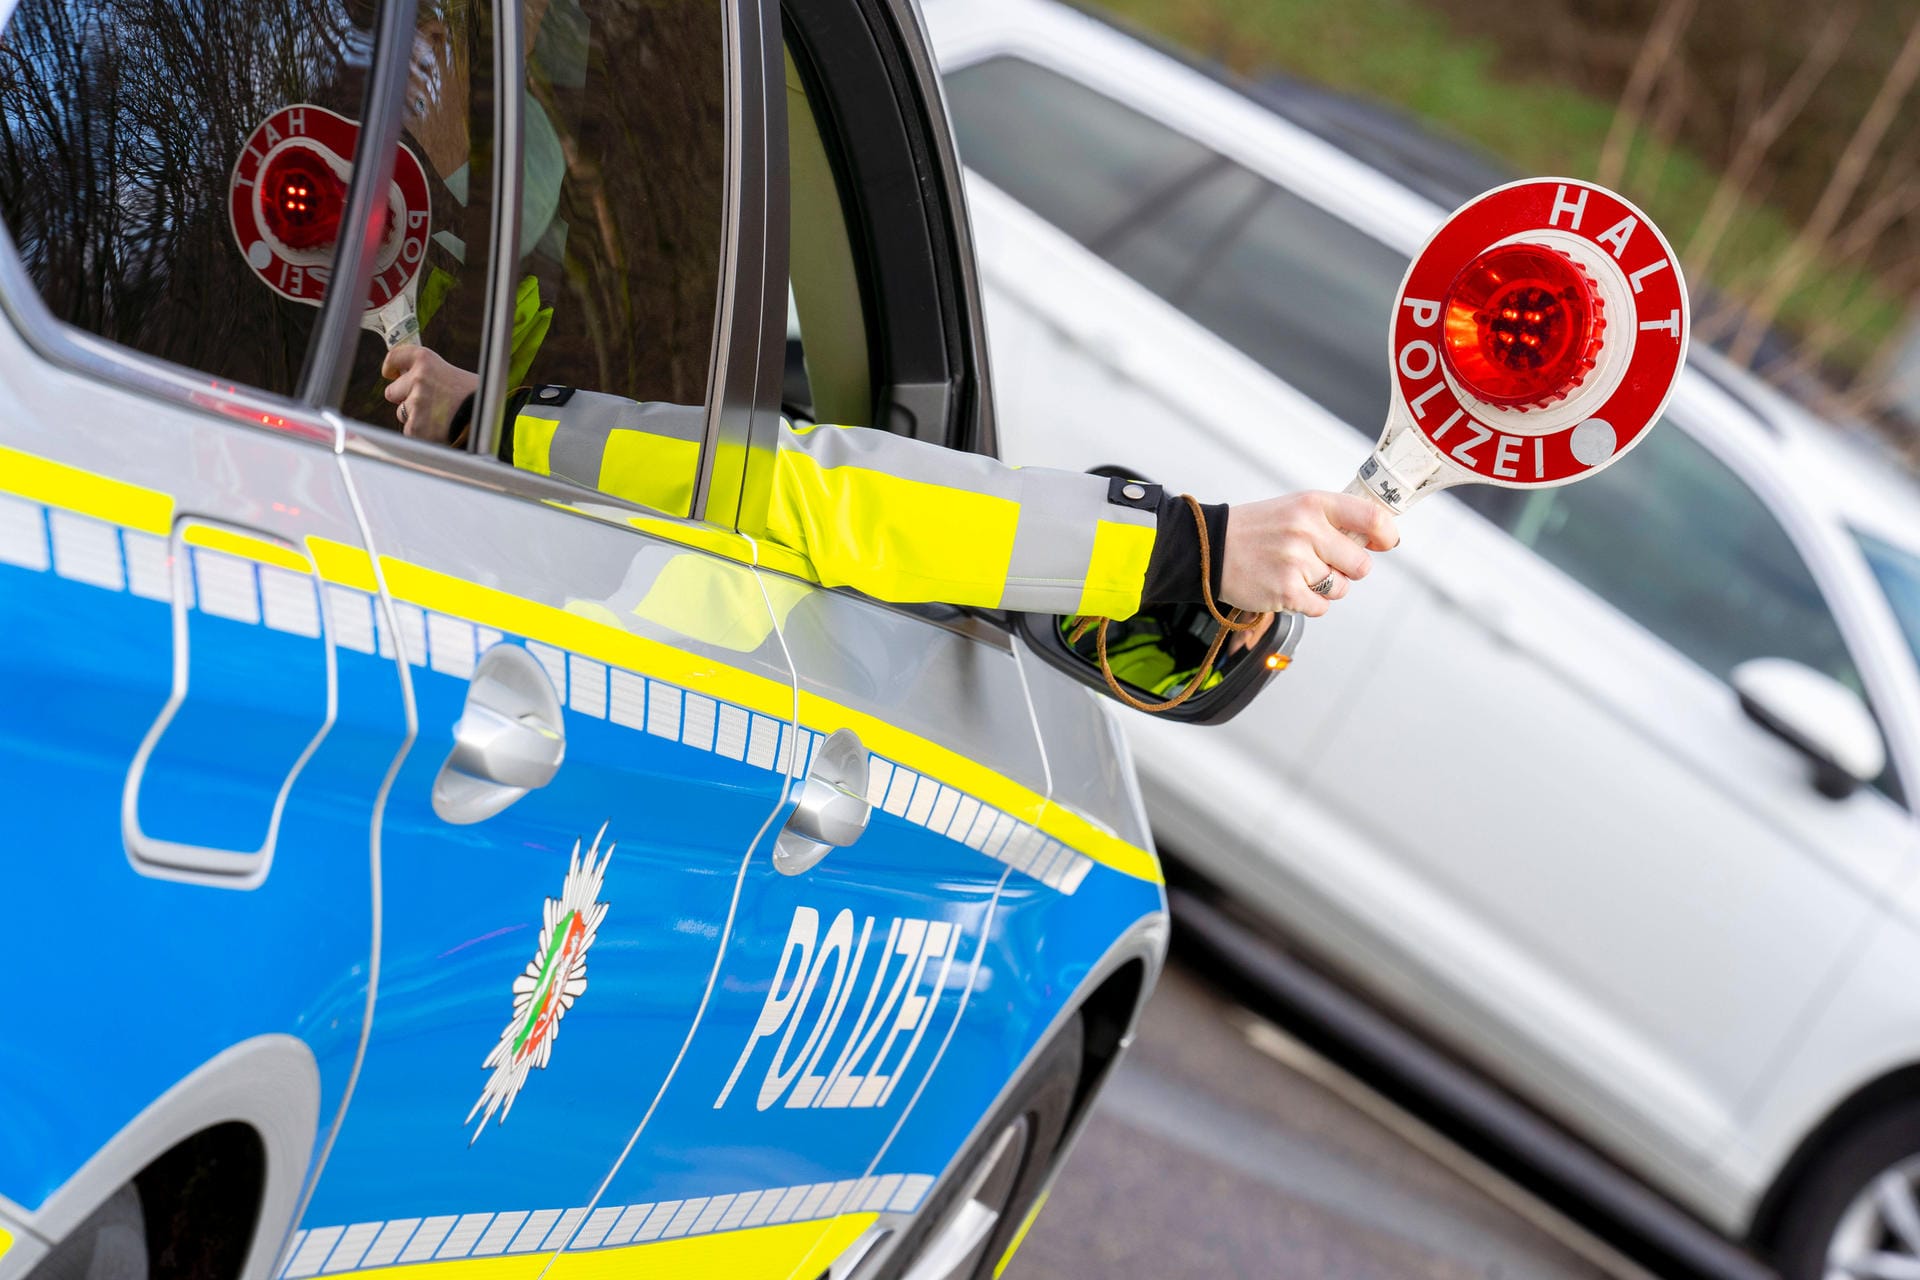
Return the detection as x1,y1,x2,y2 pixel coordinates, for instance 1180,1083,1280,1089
1013,604,1301,725
1732,658,1885,800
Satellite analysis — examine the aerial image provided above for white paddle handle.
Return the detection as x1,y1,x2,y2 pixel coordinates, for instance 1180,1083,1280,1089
1339,472,1393,545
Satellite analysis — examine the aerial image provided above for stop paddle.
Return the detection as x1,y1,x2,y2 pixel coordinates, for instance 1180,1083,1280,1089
1345,177,1689,523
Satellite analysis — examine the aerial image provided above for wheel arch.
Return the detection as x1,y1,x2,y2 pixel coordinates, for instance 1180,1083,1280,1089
11,1035,319,1280
1750,1059,1920,1252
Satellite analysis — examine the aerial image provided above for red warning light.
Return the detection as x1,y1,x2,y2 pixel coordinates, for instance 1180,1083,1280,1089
1441,243,1603,409
258,147,344,252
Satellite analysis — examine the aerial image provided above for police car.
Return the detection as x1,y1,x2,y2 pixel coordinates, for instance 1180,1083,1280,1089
0,0,1272,1274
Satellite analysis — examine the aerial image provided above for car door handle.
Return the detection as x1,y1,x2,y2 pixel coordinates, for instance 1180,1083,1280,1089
775,727,872,875
432,644,566,825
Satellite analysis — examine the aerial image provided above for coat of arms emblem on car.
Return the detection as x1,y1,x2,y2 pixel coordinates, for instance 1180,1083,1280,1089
467,827,613,1141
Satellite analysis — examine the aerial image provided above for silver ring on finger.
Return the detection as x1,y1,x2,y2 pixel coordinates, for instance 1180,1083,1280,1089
1310,572,1338,597
397,402,411,427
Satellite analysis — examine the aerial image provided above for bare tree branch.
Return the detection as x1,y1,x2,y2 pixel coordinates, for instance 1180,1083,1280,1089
1681,3,1857,282
1728,13,1920,366
1596,0,1698,189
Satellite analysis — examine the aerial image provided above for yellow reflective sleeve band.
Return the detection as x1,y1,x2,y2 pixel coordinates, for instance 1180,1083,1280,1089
768,446,1022,608
0,1224,11,1258
600,430,697,519
513,413,560,477
0,442,172,534
183,524,310,574
1077,520,1156,618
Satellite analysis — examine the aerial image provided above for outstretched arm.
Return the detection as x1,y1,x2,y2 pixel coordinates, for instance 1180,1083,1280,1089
504,386,1397,618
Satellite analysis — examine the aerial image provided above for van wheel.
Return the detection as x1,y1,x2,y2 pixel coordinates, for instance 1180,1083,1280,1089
887,1015,1083,1280
1772,1100,1920,1280
27,1183,147,1280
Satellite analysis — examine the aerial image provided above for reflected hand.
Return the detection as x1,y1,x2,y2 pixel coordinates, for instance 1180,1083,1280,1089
1220,491,1399,617
383,342,478,443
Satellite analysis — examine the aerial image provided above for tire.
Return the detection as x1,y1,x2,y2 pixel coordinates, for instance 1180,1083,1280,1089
28,1183,148,1280
1771,1099,1920,1280
880,1015,1085,1280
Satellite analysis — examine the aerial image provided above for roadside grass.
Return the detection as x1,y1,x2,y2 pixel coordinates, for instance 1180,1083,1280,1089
1094,0,1904,373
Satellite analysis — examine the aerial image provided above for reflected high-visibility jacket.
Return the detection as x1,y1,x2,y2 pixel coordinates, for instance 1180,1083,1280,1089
506,386,1223,619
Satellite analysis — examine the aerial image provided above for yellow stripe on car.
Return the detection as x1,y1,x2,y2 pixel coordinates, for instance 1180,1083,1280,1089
0,443,172,535
0,451,1160,887
548,1213,874,1280
182,524,312,574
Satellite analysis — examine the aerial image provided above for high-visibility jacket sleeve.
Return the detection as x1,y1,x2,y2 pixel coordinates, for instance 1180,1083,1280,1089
506,387,1191,619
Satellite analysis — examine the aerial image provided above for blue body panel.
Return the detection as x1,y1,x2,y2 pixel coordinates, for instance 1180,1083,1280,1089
0,512,404,1211
307,638,792,1225
1,486,1163,1272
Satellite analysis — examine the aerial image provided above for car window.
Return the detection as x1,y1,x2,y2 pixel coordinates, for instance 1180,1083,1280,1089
369,0,726,518
1167,182,1405,434
1856,530,1920,675
1096,161,1265,302
944,56,1213,246
0,0,374,399
944,56,1403,437
1504,422,1861,695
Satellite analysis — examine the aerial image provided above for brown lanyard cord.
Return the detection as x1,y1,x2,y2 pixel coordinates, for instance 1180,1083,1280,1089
1083,494,1271,714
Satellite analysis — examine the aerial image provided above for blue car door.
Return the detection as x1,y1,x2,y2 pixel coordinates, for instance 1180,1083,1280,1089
280,0,808,1267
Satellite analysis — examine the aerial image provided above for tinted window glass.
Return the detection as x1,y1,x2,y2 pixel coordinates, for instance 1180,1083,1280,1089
341,2,499,436
359,0,726,520
1099,162,1264,302
506,0,724,408
0,0,373,397
1508,424,1859,692
1174,185,1405,434
1857,530,1920,675
945,57,1210,244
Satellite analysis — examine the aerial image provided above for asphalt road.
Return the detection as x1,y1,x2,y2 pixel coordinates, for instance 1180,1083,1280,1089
1004,955,1629,1280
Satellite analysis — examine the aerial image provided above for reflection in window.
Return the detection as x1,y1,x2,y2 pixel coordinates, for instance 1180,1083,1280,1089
945,57,1212,246
0,0,373,397
375,0,726,495
1170,184,1405,435
1509,425,1859,693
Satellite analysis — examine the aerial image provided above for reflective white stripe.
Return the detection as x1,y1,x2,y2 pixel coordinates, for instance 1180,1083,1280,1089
568,655,607,717
0,494,48,569
319,1222,382,1273
428,613,478,678
261,567,322,639
49,511,122,588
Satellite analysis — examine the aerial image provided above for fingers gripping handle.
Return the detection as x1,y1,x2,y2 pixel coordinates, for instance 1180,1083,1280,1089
1340,471,1395,545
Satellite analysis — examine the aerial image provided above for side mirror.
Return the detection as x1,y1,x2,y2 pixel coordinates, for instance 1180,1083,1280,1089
1012,603,1302,725
1732,658,1886,800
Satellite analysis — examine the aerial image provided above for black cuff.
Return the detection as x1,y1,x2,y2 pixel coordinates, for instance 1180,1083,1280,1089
1141,494,1229,606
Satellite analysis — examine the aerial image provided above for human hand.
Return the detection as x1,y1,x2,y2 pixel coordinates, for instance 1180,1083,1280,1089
383,342,478,443
1219,491,1399,617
